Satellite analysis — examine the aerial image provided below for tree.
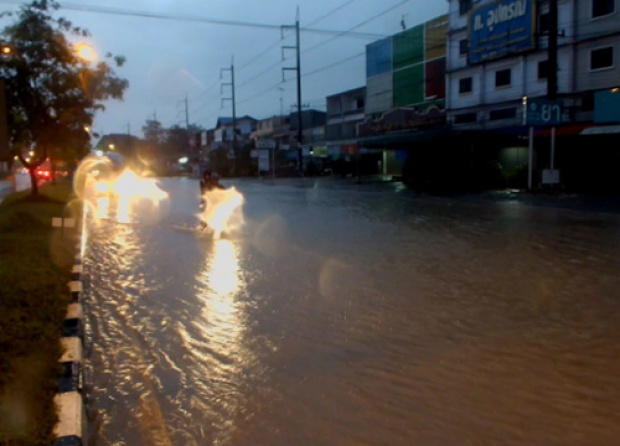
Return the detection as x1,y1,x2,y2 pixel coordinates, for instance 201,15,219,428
163,124,203,161
0,0,128,195
140,120,204,174
142,118,164,146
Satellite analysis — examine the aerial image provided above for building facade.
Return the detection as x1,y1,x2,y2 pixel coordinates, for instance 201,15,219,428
446,0,620,191
360,14,450,179
212,116,257,150
325,86,366,159
365,14,449,117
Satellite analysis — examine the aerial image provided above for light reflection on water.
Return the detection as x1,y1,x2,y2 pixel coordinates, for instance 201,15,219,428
82,179,620,446
191,238,254,444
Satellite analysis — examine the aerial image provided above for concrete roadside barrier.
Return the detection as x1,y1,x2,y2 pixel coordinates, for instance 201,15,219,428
54,251,88,446
53,391,87,446
58,336,83,393
68,280,82,302
62,303,84,339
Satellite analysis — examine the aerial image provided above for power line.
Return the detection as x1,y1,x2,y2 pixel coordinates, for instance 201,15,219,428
236,1,409,94
237,59,284,90
237,79,283,106
305,0,360,27
189,1,382,109
237,0,363,70
303,51,365,78
237,40,284,73
0,0,387,39
304,0,410,55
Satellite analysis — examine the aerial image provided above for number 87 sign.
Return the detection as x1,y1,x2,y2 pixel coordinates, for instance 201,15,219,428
524,97,563,126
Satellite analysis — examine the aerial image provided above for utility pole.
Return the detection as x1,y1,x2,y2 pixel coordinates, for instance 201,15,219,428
177,96,190,129
547,0,558,101
184,94,190,130
282,8,303,175
548,0,558,174
221,59,237,159
184,95,191,159
176,95,191,160
278,87,284,117
0,79,9,171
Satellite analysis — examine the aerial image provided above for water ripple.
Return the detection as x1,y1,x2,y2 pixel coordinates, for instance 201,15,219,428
82,180,620,446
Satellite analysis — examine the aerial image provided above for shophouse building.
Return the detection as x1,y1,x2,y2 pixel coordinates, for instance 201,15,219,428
359,14,450,180
446,0,620,191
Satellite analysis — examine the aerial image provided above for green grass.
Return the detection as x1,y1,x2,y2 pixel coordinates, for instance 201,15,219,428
0,179,81,445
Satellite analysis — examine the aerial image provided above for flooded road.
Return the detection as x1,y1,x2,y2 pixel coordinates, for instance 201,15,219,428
82,177,620,446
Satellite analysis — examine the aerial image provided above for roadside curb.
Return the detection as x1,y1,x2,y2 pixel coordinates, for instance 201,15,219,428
53,250,88,445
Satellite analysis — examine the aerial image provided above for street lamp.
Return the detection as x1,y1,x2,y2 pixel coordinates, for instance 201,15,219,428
0,44,11,170
74,42,97,62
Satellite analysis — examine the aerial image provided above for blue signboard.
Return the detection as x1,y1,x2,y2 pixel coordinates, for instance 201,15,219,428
525,98,562,126
594,90,620,123
469,0,535,64
366,37,393,78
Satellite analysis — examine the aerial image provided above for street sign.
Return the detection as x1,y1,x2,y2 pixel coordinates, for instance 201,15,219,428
258,149,270,172
256,139,276,149
525,98,562,126
542,168,560,185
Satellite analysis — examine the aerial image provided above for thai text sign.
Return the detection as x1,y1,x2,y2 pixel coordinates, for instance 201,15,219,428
469,0,535,64
525,97,562,126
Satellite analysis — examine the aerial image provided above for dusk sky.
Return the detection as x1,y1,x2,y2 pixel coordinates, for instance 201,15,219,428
1,0,448,139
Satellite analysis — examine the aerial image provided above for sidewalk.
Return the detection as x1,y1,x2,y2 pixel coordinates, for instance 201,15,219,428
0,178,82,444
0,173,33,202
0,178,16,202
468,188,620,215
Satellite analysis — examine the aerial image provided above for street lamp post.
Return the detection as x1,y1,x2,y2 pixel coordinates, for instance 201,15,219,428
0,44,12,171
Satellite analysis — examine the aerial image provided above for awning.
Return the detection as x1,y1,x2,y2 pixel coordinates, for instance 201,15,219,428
535,123,593,136
580,125,620,135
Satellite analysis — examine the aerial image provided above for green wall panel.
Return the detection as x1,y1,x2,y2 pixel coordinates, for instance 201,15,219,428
392,25,424,71
393,64,424,107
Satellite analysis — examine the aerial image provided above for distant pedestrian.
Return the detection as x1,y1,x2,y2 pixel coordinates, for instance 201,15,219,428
199,170,211,211
198,171,226,230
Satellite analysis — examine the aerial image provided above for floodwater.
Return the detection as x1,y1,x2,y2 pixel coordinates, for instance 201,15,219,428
82,177,620,446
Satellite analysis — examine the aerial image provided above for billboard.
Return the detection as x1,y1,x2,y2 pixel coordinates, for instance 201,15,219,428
393,65,424,107
366,37,393,78
425,14,449,60
393,25,424,71
425,58,446,100
594,90,620,123
469,0,535,64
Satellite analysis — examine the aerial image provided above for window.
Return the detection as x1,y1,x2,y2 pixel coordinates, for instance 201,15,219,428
590,46,614,70
592,0,615,18
459,77,473,94
495,68,512,87
459,39,469,57
489,108,517,121
538,12,550,35
581,93,595,111
454,113,477,124
459,0,472,15
538,60,548,80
